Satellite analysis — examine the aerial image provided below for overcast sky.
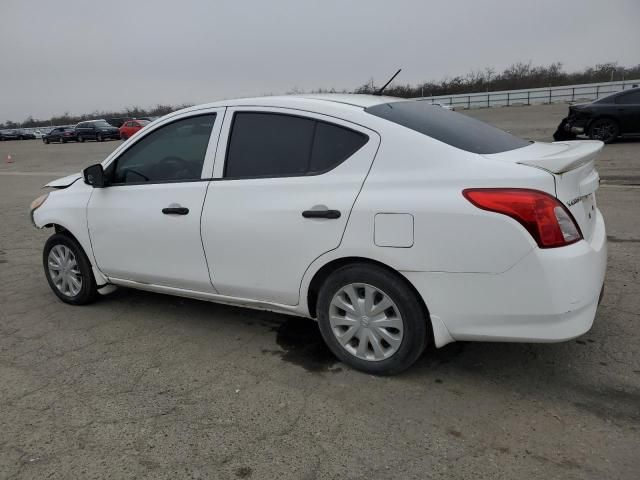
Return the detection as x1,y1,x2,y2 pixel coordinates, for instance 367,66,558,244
1,0,638,123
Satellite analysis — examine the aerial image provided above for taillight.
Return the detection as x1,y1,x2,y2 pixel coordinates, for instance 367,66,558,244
463,188,582,248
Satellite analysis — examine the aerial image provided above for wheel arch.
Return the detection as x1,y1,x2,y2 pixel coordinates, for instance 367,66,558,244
586,114,620,130
306,256,427,315
305,255,444,348
42,222,108,287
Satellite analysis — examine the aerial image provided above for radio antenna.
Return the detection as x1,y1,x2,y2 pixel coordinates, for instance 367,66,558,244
375,68,402,96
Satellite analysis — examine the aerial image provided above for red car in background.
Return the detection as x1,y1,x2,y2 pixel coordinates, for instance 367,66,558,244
119,119,150,140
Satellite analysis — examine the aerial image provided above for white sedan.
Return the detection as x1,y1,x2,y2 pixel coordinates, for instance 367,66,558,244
30,94,607,375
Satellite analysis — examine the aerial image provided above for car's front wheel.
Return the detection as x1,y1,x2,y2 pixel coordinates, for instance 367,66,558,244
588,118,619,144
43,138,49,144
43,233,98,305
96,133,103,142
317,264,428,375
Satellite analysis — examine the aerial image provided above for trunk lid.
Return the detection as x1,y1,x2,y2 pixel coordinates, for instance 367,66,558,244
484,140,603,241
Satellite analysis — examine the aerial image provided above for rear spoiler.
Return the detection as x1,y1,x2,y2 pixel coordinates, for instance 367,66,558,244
517,140,603,174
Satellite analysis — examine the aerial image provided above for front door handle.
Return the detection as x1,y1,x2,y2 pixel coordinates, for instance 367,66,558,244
162,206,189,215
302,209,341,219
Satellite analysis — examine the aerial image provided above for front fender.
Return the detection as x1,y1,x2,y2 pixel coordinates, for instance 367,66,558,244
33,183,107,286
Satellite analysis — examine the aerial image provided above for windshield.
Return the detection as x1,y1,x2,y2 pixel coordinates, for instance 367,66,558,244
365,100,530,154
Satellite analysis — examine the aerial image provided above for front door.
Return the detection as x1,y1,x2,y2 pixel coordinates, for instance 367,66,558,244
88,110,223,292
615,90,640,133
201,107,379,305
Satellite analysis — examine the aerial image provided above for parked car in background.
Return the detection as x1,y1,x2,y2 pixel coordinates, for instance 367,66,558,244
43,127,78,144
16,129,36,140
106,117,130,128
554,87,640,143
32,129,44,139
76,120,121,142
0,130,21,141
119,119,150,140
30,95,606,375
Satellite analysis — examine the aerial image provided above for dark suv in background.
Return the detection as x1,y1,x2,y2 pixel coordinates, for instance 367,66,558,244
75,120,121,142
554,87,640,143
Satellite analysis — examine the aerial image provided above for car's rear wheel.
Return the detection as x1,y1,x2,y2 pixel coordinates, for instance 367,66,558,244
317,264,428,375
61,137,66,143
77,135,84,142
588,118,619,144
43,233,98,305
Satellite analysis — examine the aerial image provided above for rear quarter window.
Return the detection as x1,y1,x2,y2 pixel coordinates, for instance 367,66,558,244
365,101,529,154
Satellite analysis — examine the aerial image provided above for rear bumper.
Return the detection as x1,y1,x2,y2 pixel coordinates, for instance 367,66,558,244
404,210,607,347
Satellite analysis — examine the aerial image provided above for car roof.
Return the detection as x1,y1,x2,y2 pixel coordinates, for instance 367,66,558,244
176,94,406,115
595,87,640,103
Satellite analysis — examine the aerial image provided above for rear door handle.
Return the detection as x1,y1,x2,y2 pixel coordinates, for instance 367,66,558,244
162,206,189,215
302,209,341,219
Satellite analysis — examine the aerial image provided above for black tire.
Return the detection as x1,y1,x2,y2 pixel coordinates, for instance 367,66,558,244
43,138,49,144
61,137,66,144
96,134,103,142
77,135,84,143
588,118,619,144
316,264,429,375
43,233,98,305
120,134,127,141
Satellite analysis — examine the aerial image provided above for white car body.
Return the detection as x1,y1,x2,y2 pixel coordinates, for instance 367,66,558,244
32,94,606,355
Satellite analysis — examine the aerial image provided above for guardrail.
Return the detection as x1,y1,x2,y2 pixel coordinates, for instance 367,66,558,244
418,79,640,109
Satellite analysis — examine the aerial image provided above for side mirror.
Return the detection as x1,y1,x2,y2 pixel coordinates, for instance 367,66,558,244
83,164,105,188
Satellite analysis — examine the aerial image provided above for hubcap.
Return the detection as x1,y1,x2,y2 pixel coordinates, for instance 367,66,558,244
47,245,82,297
329,283,404,362
592,122,614,141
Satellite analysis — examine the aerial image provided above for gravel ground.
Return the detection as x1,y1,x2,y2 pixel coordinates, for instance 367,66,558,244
0,105,638,479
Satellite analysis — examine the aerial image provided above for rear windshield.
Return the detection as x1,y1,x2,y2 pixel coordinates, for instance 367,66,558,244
365,100,529,154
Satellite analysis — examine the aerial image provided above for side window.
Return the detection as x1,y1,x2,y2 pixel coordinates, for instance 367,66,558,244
110,114,216,184
224,112,368,179
225,113,315,178
615,91,640,104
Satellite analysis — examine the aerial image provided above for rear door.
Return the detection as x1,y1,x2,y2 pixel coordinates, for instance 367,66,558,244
201,107,379,305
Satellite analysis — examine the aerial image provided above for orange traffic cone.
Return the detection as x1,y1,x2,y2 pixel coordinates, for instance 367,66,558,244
6,154,13,164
